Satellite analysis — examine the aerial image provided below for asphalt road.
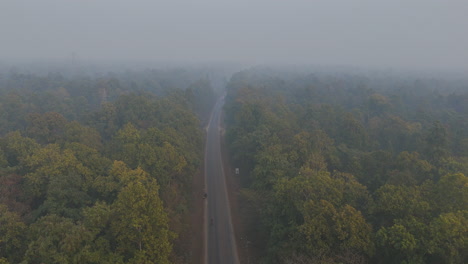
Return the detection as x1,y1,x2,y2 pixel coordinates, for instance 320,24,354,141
204,96,240,264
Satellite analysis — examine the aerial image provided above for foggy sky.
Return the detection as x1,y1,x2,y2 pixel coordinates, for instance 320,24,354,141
1,0,467,71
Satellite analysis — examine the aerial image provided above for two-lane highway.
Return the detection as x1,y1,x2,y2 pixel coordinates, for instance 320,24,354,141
204,96,239,264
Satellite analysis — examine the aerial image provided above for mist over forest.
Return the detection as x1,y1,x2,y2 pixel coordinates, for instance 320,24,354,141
2,0,468,71
0,1,467,264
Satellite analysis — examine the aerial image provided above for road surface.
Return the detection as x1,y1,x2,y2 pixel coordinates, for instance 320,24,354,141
204,96,240,264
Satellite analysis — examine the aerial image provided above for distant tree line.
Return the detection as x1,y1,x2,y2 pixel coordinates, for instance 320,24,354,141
0,69,217,264
224,68,468,263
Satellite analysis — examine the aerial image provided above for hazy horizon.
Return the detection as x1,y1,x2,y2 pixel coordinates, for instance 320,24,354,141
1,0,467,72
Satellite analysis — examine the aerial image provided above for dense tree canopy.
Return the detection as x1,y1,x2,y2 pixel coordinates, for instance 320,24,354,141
0,67,218,263
1,65,467,263
224,67,468,263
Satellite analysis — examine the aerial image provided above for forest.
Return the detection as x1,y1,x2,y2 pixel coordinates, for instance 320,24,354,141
0,67,218,264
2,0,467,263
0,64,467,264
224,67,468,264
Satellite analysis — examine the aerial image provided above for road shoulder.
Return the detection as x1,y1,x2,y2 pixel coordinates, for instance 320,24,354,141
219,110,248,264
